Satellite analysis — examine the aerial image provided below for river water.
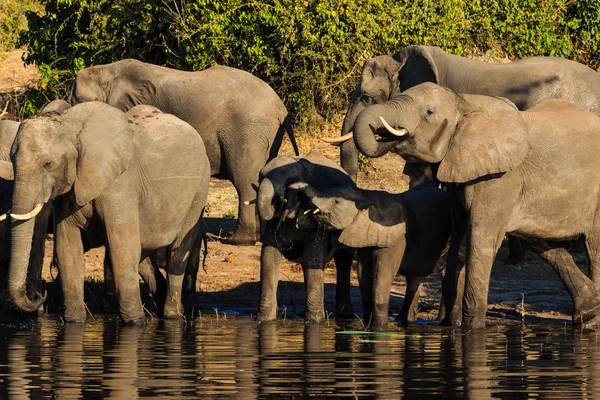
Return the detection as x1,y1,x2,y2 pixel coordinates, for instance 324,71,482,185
0,316,597,398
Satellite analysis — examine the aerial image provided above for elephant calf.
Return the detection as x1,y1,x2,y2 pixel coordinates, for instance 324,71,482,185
4,102,210,323
256,152,355,322
294,182,453,326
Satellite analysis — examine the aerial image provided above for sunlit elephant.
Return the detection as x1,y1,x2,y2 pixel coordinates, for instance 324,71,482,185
4,102,210,323
293,181,452,325
334,45,600,180
69,59,299,246
349,82,600,329
256,151,355,322
0,100,70,311
330,45,600,265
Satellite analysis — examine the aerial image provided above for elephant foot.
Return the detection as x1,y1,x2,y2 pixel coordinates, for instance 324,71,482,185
228,229,257,246
335,303,355,320
122,316,147,326
256,311,277,322
162,304,183,320
304,311,325,323
64,306,86,323
573,302,600,328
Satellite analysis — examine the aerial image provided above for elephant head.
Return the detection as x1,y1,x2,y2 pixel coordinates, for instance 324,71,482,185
6,102,133,311
257,151,354,225
290,183,407,248
350,82,530,184
69,59,157,111
334,46,441,180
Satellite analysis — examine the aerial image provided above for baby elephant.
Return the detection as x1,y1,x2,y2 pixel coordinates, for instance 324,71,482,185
294,182,452,326
256,151,356,322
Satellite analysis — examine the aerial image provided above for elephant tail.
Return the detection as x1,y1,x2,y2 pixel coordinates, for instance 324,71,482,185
284,115,300,156
201,231,209,273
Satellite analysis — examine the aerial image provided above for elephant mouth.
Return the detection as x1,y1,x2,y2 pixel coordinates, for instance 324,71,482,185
374,127,409,143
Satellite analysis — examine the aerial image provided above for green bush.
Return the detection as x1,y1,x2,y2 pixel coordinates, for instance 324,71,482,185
15,0,600,121
0,0,42,53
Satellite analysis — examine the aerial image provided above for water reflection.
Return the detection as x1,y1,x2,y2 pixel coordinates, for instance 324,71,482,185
0,317,599,398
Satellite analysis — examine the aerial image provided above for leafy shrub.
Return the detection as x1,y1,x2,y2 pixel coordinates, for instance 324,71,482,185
0,0,42,53
15,0,600,121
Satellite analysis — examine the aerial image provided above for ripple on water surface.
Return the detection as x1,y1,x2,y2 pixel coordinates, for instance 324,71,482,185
0,316,597,398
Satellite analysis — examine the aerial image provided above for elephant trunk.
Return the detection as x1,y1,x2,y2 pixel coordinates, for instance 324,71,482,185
9,184,46,312
353,100,415,158
257,177,279,221
339,101,365,181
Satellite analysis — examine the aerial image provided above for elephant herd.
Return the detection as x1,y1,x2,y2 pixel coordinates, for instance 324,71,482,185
2,45,600,330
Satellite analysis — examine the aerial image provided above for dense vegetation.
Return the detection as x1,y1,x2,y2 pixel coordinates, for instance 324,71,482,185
5,0,600,124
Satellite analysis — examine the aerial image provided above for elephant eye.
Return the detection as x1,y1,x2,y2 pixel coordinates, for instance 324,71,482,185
361,95,374,105
43,161,53,170
425,108,434,117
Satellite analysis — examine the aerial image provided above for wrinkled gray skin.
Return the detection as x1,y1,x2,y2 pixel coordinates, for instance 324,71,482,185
0,100,70,311
7,102,210,323
340,45,600,180
353,82,600,329
256,152,355,322
296,182,452,326
339,45,600,264
69,59,299,246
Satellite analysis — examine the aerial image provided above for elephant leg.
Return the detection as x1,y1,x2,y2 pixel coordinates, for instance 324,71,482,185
257,226,282,321
138,256,167,311
227,145,268,246
163,225,199,319
442,205,467,327
55,218,86,322
334,249,355,318
461,224,505,329
103,250,119,312
529,240,600,326
585,234,600,290
396,275,426,324
370,247,402,326
357,250,374,326
302,235,327,322
505,236,527,265
182,225,203,301
104,211,145,325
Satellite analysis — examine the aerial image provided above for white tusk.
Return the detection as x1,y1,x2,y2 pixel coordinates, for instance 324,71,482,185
321,132,354,144
11,203,44,220
303,209,311,215
313,208,320,214
0,211,8,221
244,199,257,205
380,116,408,137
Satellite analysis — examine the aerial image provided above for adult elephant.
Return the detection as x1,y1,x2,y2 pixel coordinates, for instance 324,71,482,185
334,45,600,179
69,59,299,245
0,100,69,312
350,82,600,329
330,45,600,264
5,102,210,323
256,152,355,322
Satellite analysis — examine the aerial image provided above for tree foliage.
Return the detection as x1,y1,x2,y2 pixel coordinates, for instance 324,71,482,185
16,0,600,122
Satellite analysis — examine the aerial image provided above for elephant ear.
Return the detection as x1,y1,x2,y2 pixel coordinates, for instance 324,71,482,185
437,95,530,183
0,160,13,181
395,46,439,91
74,106,134,206
338,201,406,249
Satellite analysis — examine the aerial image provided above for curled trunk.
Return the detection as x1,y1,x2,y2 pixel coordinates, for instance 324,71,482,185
353,104,401,158
257,177,276,221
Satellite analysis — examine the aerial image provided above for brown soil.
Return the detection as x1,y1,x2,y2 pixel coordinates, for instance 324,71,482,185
4,49,576,325
0,49,37,93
